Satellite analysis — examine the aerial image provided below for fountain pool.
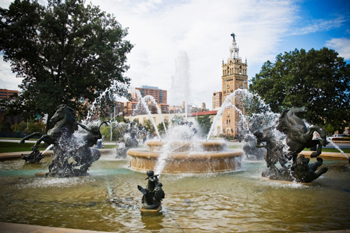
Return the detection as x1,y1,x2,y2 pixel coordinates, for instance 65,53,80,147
1,155,349,232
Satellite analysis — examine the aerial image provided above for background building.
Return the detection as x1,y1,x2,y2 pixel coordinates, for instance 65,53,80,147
221,33,248,136
212,91,222,110
0,89,22,126
135,85,167,104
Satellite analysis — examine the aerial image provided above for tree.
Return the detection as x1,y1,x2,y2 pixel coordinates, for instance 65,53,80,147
157,119,168,135
196,115,212,136
250,48,350,132
0,0,133,128
144,119,155,135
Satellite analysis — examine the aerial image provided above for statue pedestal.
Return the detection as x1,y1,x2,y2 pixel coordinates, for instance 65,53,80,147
140,205,162,213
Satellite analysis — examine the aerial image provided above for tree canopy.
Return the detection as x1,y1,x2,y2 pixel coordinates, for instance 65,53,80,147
195,115,212,136
249,48,350,131
0,0,133,125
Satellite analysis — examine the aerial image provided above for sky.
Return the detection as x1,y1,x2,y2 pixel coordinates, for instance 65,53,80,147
0,0,349,109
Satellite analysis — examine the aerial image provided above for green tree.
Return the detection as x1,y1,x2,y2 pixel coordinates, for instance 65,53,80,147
144,119,155,135
0,120,12,132
157,119,168,135
14,121,28,132
0,0,133,128
250,48,350,131
196,115,212,136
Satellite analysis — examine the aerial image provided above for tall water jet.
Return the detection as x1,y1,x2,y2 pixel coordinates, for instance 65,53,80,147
170,51,191,119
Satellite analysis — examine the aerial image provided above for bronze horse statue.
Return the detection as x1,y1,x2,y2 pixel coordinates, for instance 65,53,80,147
21,104,78,147
277,106,327,161
21,104,107,177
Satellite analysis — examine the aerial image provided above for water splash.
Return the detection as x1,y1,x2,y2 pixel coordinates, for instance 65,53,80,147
326,138,349,160
132,88,162,140
86,80,129,121
143,95,168,135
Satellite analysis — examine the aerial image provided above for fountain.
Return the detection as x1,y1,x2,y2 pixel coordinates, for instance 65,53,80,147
1,88,350,232
1,50,350,231
127,114,243,174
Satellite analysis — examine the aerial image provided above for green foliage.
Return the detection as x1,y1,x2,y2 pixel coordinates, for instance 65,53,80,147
10,120,46,133
144,119,155,135
27,121,46,133
0,0,133,124
250,48,350,131
195,115,212,136
0,120,12,132
171,115,185,126
157,119,168,135
12,121,27,132
100,124,119,141
324,123,335,135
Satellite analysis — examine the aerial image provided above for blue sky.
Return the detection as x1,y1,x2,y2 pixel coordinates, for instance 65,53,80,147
0,0,349,109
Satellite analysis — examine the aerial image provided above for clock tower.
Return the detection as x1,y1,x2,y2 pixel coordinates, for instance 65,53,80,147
221,33,248,136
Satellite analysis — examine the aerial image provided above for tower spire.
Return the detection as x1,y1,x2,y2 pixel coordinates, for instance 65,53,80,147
230,33,239,59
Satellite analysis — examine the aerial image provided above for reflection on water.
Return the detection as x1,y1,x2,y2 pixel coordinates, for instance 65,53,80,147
0,156,350,232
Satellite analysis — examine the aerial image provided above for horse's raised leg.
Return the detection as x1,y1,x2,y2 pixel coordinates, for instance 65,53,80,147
310,140,323,158
20,132,43,144
32,135,52,150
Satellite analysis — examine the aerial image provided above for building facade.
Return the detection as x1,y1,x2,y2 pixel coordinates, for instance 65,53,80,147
135,85,167,104
0,89,22,126
221,33,248,136
212,91,222,110
0,89,18,101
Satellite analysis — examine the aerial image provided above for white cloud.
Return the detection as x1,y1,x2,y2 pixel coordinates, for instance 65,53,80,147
0,0,298,108
0,59,22,90
94,0,297,108
326,37,350,60
290,16,347,36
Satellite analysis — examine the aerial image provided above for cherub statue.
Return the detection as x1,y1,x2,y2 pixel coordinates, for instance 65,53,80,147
137,170,165,210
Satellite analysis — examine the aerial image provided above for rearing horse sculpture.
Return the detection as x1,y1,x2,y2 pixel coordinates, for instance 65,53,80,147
276,106,327,161
20,104,106,177
21,104,78,148
20,105,78,163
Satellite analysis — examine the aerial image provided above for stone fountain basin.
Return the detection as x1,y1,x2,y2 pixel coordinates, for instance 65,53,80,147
127,140,242,174
145,140,227,152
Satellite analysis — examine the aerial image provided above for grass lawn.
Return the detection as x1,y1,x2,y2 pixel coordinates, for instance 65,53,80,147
0,142,47,153
303,148,350,153
103,145,117,149
0,141,118,153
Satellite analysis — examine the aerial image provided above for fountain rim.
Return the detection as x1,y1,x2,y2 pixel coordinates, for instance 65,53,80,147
145,140,227,147
127,149,242,160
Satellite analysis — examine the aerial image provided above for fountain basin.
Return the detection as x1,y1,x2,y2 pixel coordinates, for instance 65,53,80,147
127,141,242,174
